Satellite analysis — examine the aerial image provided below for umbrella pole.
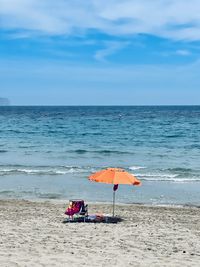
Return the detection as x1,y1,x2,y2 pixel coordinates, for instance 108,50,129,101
112,190,115,217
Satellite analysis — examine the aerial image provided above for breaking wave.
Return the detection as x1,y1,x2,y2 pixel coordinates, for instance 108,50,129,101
128,166,146,171
0,164,199,183
0,165,94,176
133,172,200,182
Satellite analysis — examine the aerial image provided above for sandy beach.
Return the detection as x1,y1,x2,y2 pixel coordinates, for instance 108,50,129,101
0,200,200,266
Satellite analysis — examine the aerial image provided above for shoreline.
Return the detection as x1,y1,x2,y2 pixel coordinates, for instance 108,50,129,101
1,197,200,209
1,199,200,266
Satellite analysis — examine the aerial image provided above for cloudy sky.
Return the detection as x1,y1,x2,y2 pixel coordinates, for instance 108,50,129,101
1,0,200,105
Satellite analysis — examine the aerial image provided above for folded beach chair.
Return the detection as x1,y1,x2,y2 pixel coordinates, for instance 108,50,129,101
65,199,88,222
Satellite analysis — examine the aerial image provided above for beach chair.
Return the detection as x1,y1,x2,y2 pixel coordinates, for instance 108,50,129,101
65,199,88,221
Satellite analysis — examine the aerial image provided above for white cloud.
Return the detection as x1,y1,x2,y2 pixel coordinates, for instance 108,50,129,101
158,49,192,57
94,41,129,62
175,49,191,56
1,0,200,41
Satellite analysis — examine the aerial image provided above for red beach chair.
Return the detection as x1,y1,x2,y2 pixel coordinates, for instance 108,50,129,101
65,199,88,221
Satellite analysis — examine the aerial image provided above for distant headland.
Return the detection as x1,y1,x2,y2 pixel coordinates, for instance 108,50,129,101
0,98,10,106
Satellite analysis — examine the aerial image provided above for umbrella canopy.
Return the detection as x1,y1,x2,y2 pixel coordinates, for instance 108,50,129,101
89,168,141,217
89,168,141,185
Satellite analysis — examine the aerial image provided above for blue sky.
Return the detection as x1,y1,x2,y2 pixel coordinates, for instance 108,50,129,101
1,0,200,105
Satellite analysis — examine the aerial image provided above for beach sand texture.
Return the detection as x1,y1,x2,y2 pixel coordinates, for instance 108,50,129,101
0,200,200,267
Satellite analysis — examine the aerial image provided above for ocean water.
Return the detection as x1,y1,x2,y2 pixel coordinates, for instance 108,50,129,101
0,106,200,205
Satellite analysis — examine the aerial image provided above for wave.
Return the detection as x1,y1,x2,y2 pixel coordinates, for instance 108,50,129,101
0,164,145,176
165,134,183,138
135,173,178,178
133,172,200,182
71,149,134,155
167,167,195,173
80,132,103,136
131,165,200,182
128,166,146,171
0,150,7,153
139,177,200,182
0,165,94,176
1,164,200,183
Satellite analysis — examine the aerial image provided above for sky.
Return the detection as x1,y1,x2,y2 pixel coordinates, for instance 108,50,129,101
1,0,200,105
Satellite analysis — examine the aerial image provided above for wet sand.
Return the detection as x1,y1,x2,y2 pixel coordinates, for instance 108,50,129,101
0,199,200,267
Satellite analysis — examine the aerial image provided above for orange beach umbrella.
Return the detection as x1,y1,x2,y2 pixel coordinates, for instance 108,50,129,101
89,168,141,216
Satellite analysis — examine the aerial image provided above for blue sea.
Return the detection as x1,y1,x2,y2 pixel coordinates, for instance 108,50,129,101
0,106,200,205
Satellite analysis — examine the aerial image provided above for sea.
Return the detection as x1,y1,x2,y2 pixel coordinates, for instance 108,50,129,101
0,106,200,206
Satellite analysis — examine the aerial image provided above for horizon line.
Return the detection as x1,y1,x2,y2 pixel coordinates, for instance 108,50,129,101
1,104,200,107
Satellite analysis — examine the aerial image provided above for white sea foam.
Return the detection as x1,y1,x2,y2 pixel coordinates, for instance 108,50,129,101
0,166,92,175
136,175,200,182
129,166,146,170
135,173,178,178
0,165,200,183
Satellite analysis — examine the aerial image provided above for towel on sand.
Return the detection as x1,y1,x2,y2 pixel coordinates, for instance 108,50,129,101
62,214,122,223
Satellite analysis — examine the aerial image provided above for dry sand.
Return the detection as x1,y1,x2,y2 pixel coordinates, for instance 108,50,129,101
0,199,200,267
